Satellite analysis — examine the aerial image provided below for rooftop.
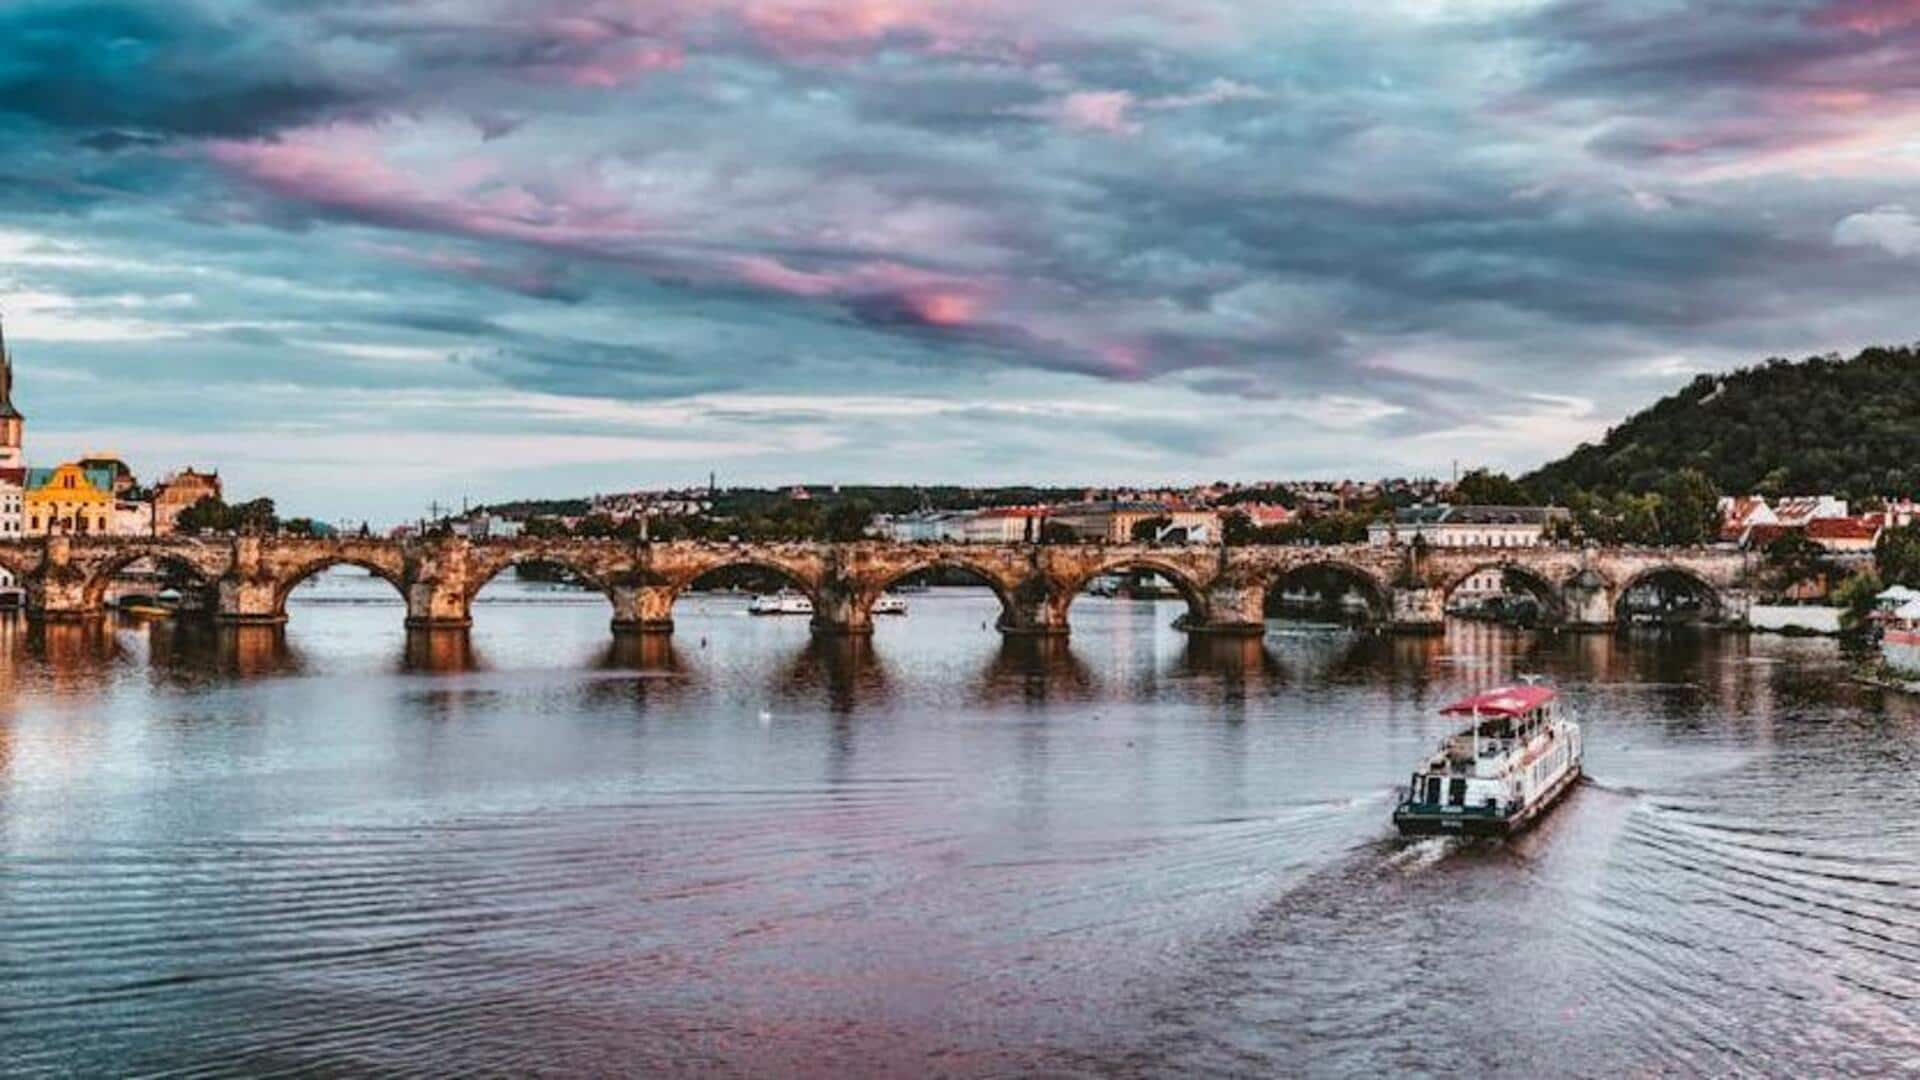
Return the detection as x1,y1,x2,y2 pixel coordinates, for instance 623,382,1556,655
1441,684,1558,717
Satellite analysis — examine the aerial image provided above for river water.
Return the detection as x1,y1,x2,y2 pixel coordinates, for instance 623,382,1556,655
3,571,1917,1076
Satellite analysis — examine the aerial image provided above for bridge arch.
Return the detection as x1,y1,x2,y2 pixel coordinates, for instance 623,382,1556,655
1058,556,1210,628
81,545,229,610
865,557,1021,628
463,550,642,608
272,556,409,616
670,557,825,609
1263,559,1392,623
1437,561,1568,624
1615,564,1724,624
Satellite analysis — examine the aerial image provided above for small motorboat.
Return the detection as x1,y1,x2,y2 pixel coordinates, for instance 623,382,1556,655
873,594,908,616
1393,682,1582,837
748,591,814,616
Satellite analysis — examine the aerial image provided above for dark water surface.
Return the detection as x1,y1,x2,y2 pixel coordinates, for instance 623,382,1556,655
4,572,1917,1076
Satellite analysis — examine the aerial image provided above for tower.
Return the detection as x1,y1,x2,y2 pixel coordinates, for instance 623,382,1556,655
0,314,22,470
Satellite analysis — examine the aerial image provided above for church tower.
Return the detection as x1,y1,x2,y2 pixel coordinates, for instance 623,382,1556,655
0,315,24,470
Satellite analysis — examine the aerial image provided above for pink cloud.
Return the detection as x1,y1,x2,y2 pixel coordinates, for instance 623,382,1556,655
1812,0,1920,34
208,123,651,253
729,255,989,325
1059,90,1139,135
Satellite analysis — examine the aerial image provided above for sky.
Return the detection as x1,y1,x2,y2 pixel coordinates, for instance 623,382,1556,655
3,0,1919,523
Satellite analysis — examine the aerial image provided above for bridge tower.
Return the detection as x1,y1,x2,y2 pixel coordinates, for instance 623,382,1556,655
0,314,24,470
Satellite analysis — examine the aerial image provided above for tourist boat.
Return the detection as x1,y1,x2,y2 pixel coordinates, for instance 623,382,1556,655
873,594,908,616
1393,682,1582,837
748,591,814,616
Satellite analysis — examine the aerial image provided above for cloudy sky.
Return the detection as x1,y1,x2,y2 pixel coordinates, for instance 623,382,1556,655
3,0,1918,522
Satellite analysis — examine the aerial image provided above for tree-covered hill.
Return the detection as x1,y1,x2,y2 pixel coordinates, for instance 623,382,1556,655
1525,344,1920,502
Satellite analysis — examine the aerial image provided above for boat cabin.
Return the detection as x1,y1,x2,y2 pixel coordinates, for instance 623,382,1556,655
1411,685,1560,811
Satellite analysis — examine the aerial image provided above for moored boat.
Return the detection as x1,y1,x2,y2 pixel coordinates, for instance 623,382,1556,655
873,595,908,616
748,591,814,616
1393,683,1582,838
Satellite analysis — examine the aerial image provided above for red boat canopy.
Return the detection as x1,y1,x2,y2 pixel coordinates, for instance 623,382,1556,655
1440,685,1556,717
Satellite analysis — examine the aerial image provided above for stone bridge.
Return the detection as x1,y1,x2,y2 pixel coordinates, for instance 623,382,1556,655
0,536,1768,636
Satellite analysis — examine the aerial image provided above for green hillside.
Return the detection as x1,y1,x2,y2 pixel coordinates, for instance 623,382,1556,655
1525,344,1920,502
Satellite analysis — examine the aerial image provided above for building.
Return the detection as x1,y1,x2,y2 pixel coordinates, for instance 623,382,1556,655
0,318,23,470
1770,495,1849,527
25,463,117,536
449,513,523,541
74,452,139,498
0,467,23,538
1369,505,1567,548
879,511,967,543
1717,496,1777,543
1720,495,1850,545
1448,567,1508,609
113,499,154,537
1049,500,1221,544
152,469,223,535
957,507,1047,544
1806,515,1882,555
1235,504,1295,528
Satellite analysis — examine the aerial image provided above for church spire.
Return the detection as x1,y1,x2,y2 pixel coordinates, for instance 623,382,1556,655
0,311,17,420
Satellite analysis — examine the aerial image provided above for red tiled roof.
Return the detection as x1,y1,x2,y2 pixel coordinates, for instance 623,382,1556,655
1239,504,1294,524
1807,516,1881,541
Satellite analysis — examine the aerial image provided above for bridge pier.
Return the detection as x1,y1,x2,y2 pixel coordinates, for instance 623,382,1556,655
610,583,677,634
1183,580,1267,637
810,582,875,637
1562,570,1616,629
216,577,286,624
997,577,1072,637
404,581,473,630
1387,586,1446,634
27,538,102,622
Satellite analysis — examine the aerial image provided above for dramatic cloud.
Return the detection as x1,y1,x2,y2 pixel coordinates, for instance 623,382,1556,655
1835,205,1920,257
1,0,1917,520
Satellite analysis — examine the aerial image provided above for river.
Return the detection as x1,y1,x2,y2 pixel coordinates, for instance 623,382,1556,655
4,571,1917,1076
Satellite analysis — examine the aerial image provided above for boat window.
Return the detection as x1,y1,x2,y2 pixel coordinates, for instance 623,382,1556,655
1447,778,1467,806
1425,776,1442,804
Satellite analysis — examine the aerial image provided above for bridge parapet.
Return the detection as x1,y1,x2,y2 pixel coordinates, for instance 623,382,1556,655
0,537,1772,637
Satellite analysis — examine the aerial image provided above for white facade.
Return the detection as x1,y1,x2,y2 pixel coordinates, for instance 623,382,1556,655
0,477,21,538
881,512,967,543
1370,506,1564,548
958,510,1043,544
112,500,153,537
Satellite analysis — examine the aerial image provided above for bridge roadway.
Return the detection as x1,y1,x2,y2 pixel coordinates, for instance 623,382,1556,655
0,536,1766,636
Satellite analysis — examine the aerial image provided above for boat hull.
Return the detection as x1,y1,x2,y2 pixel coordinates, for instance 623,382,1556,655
1393,765,1581,838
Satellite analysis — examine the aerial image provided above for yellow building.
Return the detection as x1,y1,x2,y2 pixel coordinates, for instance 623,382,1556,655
26,463,116,536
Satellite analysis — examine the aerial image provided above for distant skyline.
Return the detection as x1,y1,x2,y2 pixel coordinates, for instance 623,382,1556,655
4,0,1919,523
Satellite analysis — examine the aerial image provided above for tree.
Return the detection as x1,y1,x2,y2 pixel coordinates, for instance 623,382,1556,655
1833,568,1883,633
823,499,876,542
1039,521,1079,544
1452,469,1528,506
1876,522,1920,587
1129,514,1173,543
1221,511,1260,546
1656,468,1721,546
1523,344,1920,503
173,495,278,536
1764,532,1830,594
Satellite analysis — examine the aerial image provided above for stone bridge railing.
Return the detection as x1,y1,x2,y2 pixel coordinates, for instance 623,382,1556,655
0,536,1768,637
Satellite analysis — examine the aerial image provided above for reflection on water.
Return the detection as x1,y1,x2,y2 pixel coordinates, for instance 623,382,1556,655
2,574,1916,1076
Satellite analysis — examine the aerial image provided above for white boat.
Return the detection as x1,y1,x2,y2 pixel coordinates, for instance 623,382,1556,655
1393,682,1582,837
748,592,814,616
873,595,908,616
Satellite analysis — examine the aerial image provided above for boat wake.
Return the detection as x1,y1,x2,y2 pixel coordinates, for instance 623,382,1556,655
1383,835,1458,872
